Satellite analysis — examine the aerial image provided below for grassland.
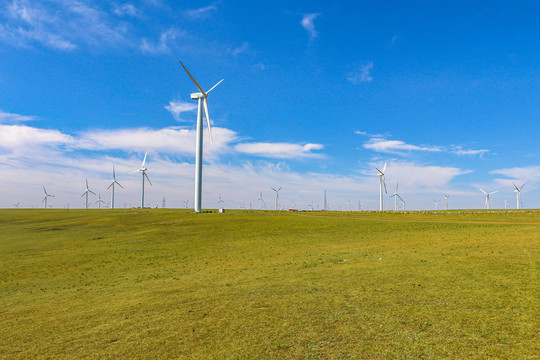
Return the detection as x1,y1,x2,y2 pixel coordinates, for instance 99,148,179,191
0,209,538,359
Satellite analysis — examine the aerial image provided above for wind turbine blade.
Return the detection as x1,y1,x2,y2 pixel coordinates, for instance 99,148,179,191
86,178,89,188
206,79,224,94
116,181,124,189
382,175,387,194
89,190,96,195
179,60,206,96
107,182,113,190
490,191,498,195
512,182,519,191
141,150,148,168
130,169,140,174
81,192,86,197
144,172,152,185
203,98,214,144
42,197,46,203
382,161,387,174
113,165,116,180
478,188,487,194
43,186,47,194
520,183,526,191
375,168,382,175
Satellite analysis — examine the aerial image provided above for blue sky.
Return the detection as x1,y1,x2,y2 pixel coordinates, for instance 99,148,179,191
1,0,540,210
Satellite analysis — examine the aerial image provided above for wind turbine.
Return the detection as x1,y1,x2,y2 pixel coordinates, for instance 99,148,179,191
390,183,403,211
81,179,96,209
131,151,152,208
434,200,439,210
444,194,449,210
257,192,264,210
479,188,498,209
107,165,124,209
13,202,20,208
271,187,282,210
95,194,106,209
376,161,387,211
42,186,54,209
291,200,296,209
513,182,525,209
309,202,314,211
218,194,224,210
179,60,223,213
347,200,351,211
183,199,190,209
504,199,508,209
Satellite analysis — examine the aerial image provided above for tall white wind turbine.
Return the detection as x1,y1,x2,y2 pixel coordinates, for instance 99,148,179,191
479,188,498,209
81,179,96,209
376,161,388,211
42,186,54,209
218,194,224,210
444,194,449,210
179,60,223,213
131,151,152,208
107,165,124,209
513,182,525,209
271,187,282,210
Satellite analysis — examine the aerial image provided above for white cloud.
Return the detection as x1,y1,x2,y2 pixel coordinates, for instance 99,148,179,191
113,3,141,17
360,133,490,157
347,62,374,84
0,111,36,123
185,5,217,19
301,13,319,40
231,42,249,56
234,142,324,159
1,0,127,50
164,100,197,122
490,166,540,182
140,28,182,54
364,138,441,153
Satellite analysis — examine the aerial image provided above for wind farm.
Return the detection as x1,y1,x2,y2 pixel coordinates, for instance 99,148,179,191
2,1,540,359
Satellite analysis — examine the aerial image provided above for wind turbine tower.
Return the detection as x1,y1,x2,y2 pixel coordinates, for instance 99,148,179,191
323,190,328,211
444,194,449,210
81,179,96,209
376,162,388,211
179,60,223,213
42,186,54,209
96,194,106,209
271,187,282,210
258,192,264,210
479,188,498,209
434,200,439,210
131,151,152,208
513,182,525,209
107,165,124,209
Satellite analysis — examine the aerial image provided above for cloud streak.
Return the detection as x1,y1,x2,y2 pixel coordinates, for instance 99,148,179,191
301,13,320,40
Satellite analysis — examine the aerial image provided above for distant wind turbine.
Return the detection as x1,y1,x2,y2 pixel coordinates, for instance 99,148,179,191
95,194,106,209
81,179,95,209
257,192,264,210
271,187,282,210
107,165,124,209
42,186,54,209
131,151,152,208
479,188,498,209
179,60,223,213
434,200,439,210
390,183,403,211
376,161,388,211
504,199,508,209
513,182,525,209
218,194,224,210
309,202,314,211
183,199,190,209
444,194,449,210
13,202,20,208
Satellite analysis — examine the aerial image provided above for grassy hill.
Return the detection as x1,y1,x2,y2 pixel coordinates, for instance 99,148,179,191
1,209,538,359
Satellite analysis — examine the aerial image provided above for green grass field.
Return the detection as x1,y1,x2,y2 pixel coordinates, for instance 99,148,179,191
1,209,538,359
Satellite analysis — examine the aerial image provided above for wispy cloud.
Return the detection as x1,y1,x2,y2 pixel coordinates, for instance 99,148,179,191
1,0,128,50
301,13,320,40
0,110,36,123
113,3,141,18
358,132,489,157
347,62,374,84
185,5,217,19
164,100,197,122
140,28,183,54
235,142,324,159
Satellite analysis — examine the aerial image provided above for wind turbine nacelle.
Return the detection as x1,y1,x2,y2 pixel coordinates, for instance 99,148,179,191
191,92,204,100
